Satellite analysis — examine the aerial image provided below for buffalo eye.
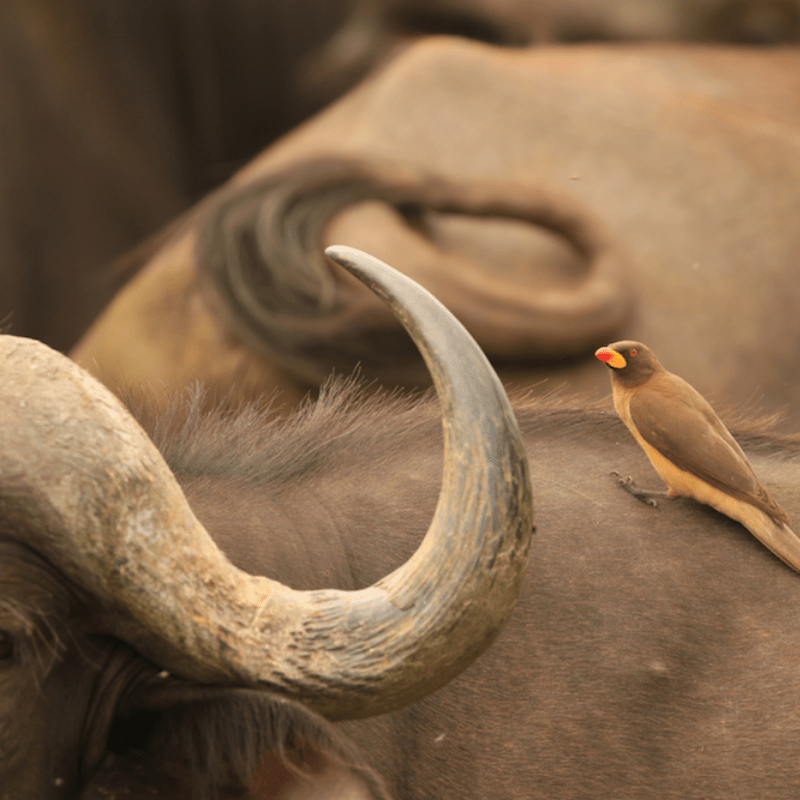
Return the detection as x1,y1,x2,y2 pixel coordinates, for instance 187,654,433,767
0,631,14,663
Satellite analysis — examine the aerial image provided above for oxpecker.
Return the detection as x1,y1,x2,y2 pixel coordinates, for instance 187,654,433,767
595,340,800,574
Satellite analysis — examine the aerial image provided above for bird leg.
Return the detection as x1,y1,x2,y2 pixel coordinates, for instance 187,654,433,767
610,471,673,508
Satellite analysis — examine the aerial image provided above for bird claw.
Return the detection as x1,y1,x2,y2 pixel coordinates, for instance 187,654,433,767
609,471,659,507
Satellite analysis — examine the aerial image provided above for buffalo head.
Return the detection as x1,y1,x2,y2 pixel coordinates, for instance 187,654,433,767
0,250,532,797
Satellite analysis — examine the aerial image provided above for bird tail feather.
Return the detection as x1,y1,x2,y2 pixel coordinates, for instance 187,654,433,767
746,515,800,575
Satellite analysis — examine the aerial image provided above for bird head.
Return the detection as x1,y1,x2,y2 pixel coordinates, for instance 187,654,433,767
595,341,661,386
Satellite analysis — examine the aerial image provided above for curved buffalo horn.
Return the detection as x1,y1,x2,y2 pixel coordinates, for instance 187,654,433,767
0,247,532,720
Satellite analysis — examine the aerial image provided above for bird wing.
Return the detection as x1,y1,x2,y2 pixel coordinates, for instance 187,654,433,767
628,374,762,501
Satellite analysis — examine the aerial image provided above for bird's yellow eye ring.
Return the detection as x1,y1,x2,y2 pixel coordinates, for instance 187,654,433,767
630,348,638,357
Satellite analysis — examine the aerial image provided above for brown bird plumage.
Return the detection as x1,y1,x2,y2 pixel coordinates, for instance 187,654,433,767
595,340,800,574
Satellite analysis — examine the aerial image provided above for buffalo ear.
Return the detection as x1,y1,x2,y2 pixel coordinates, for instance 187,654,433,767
98,682,390,799
78,754,182,799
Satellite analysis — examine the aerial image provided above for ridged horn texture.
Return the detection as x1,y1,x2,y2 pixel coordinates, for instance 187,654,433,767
0,246,532,720
196,157,631,382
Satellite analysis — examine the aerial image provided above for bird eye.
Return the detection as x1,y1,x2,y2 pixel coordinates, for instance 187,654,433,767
630,349,638,357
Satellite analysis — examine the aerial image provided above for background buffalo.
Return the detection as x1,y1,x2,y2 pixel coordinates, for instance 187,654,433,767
4,1,800,421
71,37,800,429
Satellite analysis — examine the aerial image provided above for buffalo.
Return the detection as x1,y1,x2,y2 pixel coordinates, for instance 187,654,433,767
129,259,800,799
71,39,800,428
0,250,532,798
8,248,800,798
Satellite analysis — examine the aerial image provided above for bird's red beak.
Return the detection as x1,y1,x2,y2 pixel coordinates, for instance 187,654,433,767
595,347,627,369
